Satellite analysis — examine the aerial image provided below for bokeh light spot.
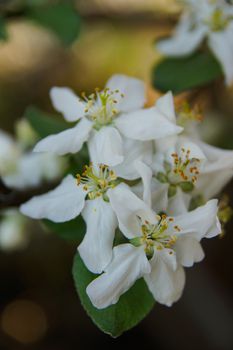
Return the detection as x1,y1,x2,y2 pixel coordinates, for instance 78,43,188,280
1,299,48,344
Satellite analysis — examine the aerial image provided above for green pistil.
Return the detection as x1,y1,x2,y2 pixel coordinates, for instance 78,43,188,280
83,88,124,129
155,149,200,197
130,216,180,258
176,102,203,127
76,164,119,200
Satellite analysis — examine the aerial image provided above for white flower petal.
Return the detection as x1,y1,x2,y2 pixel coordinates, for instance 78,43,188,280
78,198,117,274
196,169,233,200
175,237,205,267
194,140,233,199
113,138,153,180
175,12,193,35
86,244,151,309
156,247,178,271
134,159,152,206
175,136,206,160
157,26,206,57
50,87,86,122
151,181,169,213
172,199,220,241
208,30,233,86
151,152,167,173
115,107,182,141
205,217,222,239
155,92,176,123
34,118,92,155
154,135,178,154
20,175,86,222
145,251,185,307
88,126,124,166
167,187,191,216
108,184,157,239
106,74,146,112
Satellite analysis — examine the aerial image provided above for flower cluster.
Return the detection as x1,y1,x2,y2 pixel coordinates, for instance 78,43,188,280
156,0,233,85
20,74,233,308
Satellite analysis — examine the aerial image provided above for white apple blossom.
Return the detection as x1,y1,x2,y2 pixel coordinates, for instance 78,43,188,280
152,137,233,215
33,74,182,166
151,137,205,215
87,186,221,309
20,163,150,274
141,92,233,214
0,128,66,190
156,0,233,85
192,139,233,200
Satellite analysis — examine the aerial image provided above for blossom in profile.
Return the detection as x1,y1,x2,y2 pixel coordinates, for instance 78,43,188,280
156,0,233,85
0,128,66,190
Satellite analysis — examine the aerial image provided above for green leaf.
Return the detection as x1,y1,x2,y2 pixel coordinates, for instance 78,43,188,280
24,105,70,138
72,253,155,337
43,216,85,242
152,51,223,94
27,2,81,45
0,16,8,41
67,145,89,176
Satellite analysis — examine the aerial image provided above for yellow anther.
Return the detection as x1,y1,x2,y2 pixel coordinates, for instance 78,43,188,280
169,147,200,185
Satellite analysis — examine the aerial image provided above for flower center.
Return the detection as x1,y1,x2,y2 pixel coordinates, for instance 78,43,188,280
130,215,180,258
170,149,200,183
76,163,119,200
82,88,124,130
176,102,203,127
156,148,201,197
205,8,232,31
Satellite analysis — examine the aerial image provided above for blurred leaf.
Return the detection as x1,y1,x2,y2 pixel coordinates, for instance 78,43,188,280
0,16,8,41
152,51,223,94
43,215,86,242
24,105,70,138
26,0,49,5
67,146,89,176
73,253,155,337
27,2,81,45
